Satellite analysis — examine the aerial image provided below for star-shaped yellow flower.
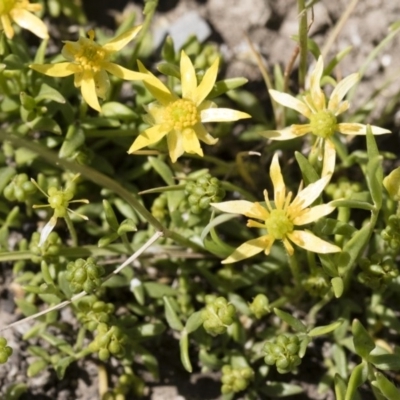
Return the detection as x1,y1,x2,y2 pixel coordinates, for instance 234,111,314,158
0,0,48,39
260,56,390,176
128,50,251,163
212,153,340,263
30,26,148,112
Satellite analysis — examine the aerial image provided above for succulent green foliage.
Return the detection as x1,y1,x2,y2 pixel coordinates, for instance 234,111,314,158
0,338,13,364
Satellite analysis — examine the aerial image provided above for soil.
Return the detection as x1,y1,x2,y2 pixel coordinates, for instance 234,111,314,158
1,0,400,399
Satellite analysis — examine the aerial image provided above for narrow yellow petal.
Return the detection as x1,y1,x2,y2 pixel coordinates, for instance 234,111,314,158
180,51,197,100
200,108,251,123
269,89,311,118
309,56,325,110
293,203,336,226
291,175,330,210
337,123,391,135
81,76,101,112
182,128,203,157
270,153,286,209
321,139,336,178
167,130,184,163
30,62,80,77
101,61,148,81
328,73,359,112
222,236,271,264
258,127,304,141
282,238,294,256
287,230,341,253
193,57,219,105
137,60,176,105
128,124,169,153
212,200,268,220
10,9,49,39
1,15,14,39
193,124,218,145
102,25,142,52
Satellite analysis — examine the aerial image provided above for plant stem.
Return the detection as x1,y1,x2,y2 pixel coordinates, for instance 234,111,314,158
297,0,308,89
288,253,301,287
64,213,78,247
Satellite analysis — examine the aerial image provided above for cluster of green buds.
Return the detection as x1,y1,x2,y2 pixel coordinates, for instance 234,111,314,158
65,257,105,294
0,338,13,364
177,274,194,316
103,372,146,399
151,192,168,221
358,254,398,290
76,295,115,331
221,365,254,394
185,174,225,214
201,295,236,336
89,323,128,361
302,271,330,298
29,231,61,264
326,177,362,200
3,173,36,202
249,294,270,319
263,334,302,374
381,215,400,250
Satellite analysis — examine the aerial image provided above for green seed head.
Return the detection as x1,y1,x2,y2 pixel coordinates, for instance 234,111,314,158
309,110,337,138
264,209,294,240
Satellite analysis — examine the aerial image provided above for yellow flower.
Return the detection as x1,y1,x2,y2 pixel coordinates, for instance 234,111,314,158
128,50,251,163
30,26,148,112
212,153,340,264
260,56,390,176
0,0,48,39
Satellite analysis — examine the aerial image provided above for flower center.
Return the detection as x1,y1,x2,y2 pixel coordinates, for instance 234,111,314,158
0,0,16,14
264,209,293,240
163,99,200,131
70,31,106,72
309,110,337,139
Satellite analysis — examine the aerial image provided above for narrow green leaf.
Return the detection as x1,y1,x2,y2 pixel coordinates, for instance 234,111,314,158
157,62,180,78
180,330,192,372
345,362,368,400
372,372,400,399
59,125,85,158
0,167,16,192
331,277,344,298
369,354,400,371
97,232,119,247
208,77,249,99
102,199,119,230
352,319,375,359
295,151,319,184
274,308,307,333
143,282,177,298
30,116,62,135
27,359,49,377
331,199,374,211
36,83,66,104
185,311,204,334
334,374,347,400
101,102,138,120
148,156,174,186
54,356,75,379
4,382,28,400
163,296,184,331
117,218,137,234
308,320,343,337
261,382,304,397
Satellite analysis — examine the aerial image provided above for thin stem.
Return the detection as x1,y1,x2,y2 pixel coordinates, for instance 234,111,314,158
288,253,301,287
64,213,78,247
297,0,308,89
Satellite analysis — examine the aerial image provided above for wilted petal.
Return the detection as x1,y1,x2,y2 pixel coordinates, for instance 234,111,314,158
222,236,272,264
39,216,58,247
212,200,268,220
180,51,197,100
258,126,304,141
321,139,336,178
287,230,341,253
328,73,359,112
102,61,148,81
167,130,184,163
291,175,330,210
337,123,390,135
201,107,251,123
30,62,80,77
11,9,49,39
270,153,286,209
182,128,203,157
102,25,142,52
81,75,101,111
94,70,110,99
194,57,219,105
293,203,336,225
128,124,169,153
193,124,218,145
269,89,310,117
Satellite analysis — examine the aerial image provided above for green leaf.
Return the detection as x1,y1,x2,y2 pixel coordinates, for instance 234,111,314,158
208,78,249,99
185,311,203,334
29,116,62,135
143,282,177,298
295,151,319,184
132,344,159,379
148,156,174,185
372,372,400,399
98,232,120,247
308,320,343,337
366,125,383,209
4,382,28,400
369,354,400,371
324,46,353,76
27,359,49,377
36,83,66,104
59,125,85,158
163,296,184,331
102,199,119,230
117,218,137,234
14,298,38,316
101,102,138,120
130,322,166,339
54,356,75,379
331,199,374,211
0,167,16,192
274,308,307,333
352,319,375,359
157,62,180,79
345,362,368,400
331,277,344,298
334,374,347,400
261,382,304,397
180,330,192,372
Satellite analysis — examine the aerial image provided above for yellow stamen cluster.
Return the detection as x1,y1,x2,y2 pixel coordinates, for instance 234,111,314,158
264,209,294,240
309,110,337,139
163,99,200,131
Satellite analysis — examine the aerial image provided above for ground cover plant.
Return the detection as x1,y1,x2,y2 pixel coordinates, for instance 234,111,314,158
1,0,400,399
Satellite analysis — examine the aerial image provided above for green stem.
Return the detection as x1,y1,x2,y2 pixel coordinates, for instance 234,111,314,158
297,0,308,89
269,296,288,310
307,251,317,274
64,213,78,247
288,253,301,286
